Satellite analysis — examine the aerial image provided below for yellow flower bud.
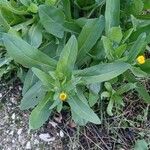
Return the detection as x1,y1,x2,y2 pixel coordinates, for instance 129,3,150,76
136,55,145,64
59,92,68,101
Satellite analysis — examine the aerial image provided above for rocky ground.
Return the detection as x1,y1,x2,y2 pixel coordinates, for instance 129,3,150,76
0,80,64,150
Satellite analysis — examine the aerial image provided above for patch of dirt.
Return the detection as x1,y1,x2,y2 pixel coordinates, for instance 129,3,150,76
0,79,63,150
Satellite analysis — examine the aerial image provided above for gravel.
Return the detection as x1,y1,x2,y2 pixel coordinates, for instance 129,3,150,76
0,80,63,150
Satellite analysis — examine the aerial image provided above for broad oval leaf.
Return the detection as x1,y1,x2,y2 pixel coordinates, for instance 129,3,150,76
75,62,131,84
2,33,57,70
38,5,65,38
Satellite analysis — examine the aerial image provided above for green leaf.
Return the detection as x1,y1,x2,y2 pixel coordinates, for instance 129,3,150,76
2,33,57,70
115,44,127,58
108,27,123,43
143,0,150,9
22,69,38,96
0,0,28,15
26,23,42,48
129,0,144,16
20,0,31,6
104,82,113,92
131,15,150,29
134,139,148,150
75,62,130,84
63,21,81,34
107,98,114,116
122,28,134,43
140,59,150,74
136,82,150,104
0,9,10,31
130,66,147,78
68,94,101,124
124,71,150,104
88,83,101,106
71,110,88,126
56,101,63,113
88,91,99,107
0,57,12,67
56,35,78,79
102,36,115,60
27,3,38,13
105,0,120,35
130,25,150,42
49,99,60,110
62,0,71,21
29,92,52,129
45,0,57,6
32,67,55,88
101,91,110,99
20,81,46,110
39,5,65,38
127,33,146,63
116,83,136,95
77,16,105,64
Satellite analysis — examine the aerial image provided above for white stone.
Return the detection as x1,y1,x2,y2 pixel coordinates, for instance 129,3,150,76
12,139,15,143
9,130,14,135
0,93,2,98
11,113,15,120
19,86,22,91
25,141,31,149
17,128,23,135
39,133,55,142
34,139,39,145
49,121,57,127
10,97,17,104
59,130,64,138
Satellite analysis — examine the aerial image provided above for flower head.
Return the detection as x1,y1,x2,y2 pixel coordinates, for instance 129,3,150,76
59,92,68,101
136,55,145,64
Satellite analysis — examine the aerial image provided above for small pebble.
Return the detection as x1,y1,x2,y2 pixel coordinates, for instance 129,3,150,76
11,113,15,120
59,130,64,138
0,93,2,98
39,133,55,142
25,141,31,149
9,130,14,135
19,86,22,91
17,128,23,135
49,121,57,127
10,97,17,104
12,139,15,143
34,139,39,145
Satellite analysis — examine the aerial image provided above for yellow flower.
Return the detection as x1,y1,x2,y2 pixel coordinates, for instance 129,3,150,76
59,92,68,101
136,55,145,64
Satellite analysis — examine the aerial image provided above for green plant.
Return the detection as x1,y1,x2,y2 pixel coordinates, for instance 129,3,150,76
0,0,150,130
